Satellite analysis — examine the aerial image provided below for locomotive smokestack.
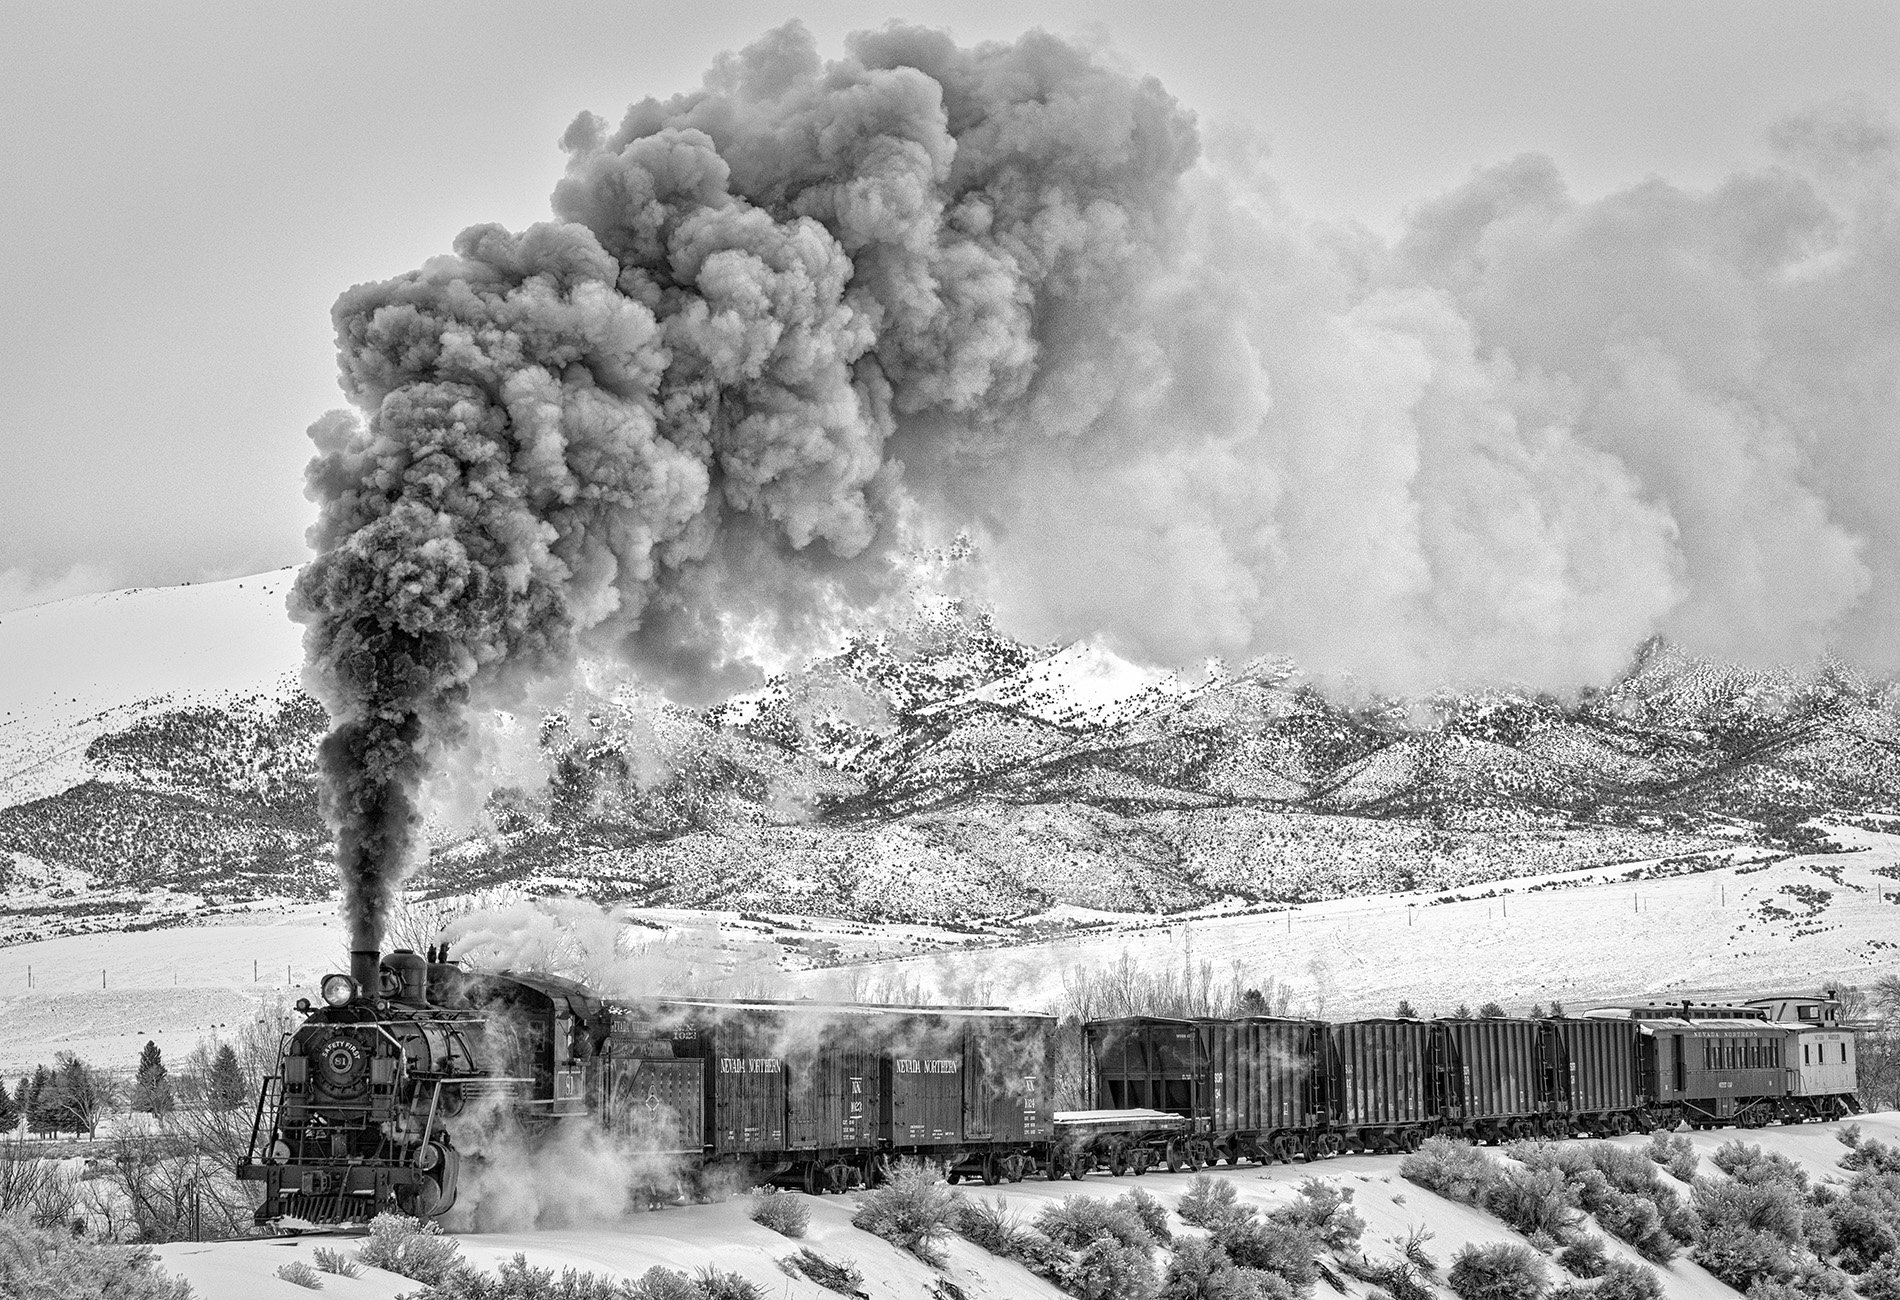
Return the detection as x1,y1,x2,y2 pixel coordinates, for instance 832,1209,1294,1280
351,948,380,999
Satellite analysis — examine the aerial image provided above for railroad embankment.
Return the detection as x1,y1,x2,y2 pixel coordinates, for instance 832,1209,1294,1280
139,1113,1900,1300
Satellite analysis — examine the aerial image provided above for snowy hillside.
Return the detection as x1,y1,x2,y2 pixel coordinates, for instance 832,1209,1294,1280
4,572,1900,944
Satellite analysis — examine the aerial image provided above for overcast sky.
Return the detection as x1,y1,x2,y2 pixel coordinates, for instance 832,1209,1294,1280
3,0,1896,616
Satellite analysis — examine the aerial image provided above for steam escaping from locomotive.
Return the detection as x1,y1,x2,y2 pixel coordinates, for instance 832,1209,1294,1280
292,20,1900,952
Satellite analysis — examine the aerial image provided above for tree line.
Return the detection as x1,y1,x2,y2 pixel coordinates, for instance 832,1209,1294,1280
0,1040,248,1141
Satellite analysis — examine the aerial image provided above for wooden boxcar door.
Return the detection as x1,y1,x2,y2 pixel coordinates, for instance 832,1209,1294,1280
787,1054,818,1149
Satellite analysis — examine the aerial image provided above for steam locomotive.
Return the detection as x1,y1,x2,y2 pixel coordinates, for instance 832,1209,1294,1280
237,947,1861,1228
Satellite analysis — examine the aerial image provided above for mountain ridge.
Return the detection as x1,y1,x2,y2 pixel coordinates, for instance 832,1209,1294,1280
3,573,1897,942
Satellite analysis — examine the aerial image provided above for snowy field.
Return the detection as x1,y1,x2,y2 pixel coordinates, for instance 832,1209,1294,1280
5,827,1897,1078
795,824,1900,1016
146,1115,1900,1300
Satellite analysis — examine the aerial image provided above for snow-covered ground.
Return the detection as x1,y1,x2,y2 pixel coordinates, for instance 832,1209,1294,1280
795,825,1900,1016
5,828,1897,1078
0,569,303,808
146,1115,1900,1300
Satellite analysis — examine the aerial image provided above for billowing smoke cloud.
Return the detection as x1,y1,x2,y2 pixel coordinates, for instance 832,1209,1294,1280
291,22,1900,951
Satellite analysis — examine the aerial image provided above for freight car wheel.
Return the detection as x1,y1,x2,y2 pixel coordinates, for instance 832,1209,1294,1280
983,1156,1002,1186
1165,1142,1184,1172
1273,1136,1297,1164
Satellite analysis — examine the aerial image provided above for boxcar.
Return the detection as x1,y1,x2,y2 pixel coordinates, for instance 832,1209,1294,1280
1327,1019,1438,1151
1200,1017,1327,1163
1437,1018,1560,1139
960,1011,1057,1147
879,1011,967,1151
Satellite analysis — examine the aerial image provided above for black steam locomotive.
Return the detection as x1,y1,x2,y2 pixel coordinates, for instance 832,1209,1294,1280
238,948,1861,1228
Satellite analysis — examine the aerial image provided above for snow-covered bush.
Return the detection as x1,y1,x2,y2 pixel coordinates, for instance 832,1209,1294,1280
1215,1217,1321,1290
748,1186,809,1238
626,1268,700,1300
1063,1238,1159,1300
276,1260,324,1289
1447,1241,1548,1300
1646,1132,1699,1182
692,1266,765,1300
1556,1236,1607,1278
1035,1194,1154,1250
0,1217,192,1300
1272,1179,1364,1251
1120,1185,1174,1244
953,1194,1030,1255
1592,1258,1664,1300
781,1248,863,1296
1178,1174,1243,1228
1481,1165,1580,1243
312,1246,358,1277
355,1211,464,1286
1713,1142,1808,1190
850,1161,958,1266
1511,1141,1693,1262
1402,1138,1496,1205
1162,1237,1289,1300
1693,1176,1808,1291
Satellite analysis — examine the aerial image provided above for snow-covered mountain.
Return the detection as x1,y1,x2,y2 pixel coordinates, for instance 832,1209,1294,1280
4,571,1899,942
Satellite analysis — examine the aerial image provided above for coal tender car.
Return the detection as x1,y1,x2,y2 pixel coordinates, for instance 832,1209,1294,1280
241,951,1862,1227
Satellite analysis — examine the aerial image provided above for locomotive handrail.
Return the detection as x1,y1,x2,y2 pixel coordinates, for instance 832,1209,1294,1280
246,1074,277,1164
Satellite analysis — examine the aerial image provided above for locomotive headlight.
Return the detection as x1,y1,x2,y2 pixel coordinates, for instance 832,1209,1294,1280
320,973,357,1007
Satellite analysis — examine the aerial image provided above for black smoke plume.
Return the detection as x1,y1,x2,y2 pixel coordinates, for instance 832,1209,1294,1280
290,23,1197,952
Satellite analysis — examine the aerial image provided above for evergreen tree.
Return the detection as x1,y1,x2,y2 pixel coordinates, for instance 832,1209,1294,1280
206,1043,247,1110
25,1064,55,1136
1395,999,1420,1019
1529,1003,1547,1019
1478,1001,1507,1019
0,1076,15,1133
1549,1001,1566,1017
131,1040,173,1115
1453,1003,1474,1019
10,1074,30,1134
49,1052,113,1137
